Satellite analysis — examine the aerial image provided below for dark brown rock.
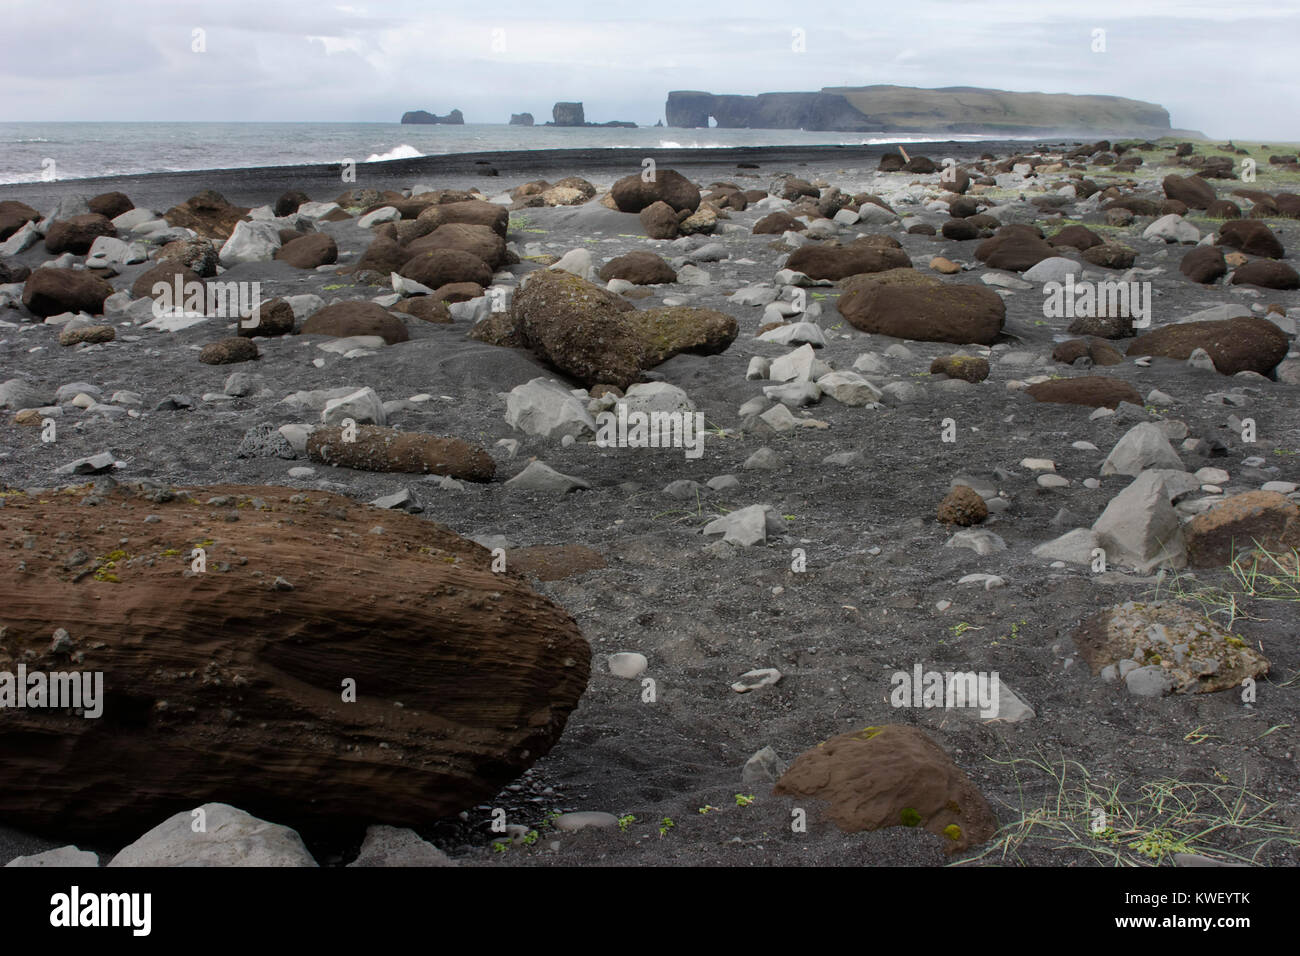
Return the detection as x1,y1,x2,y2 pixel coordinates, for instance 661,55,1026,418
609,169,701,213
773,724,996,855
1050,225,1103,250
1051,337,1124,366
1179,246,1228,284
1081,242,1137,269
398,249,492,289
308,426,495,481
415,199,508,238
753,211,804,235
1218,220,1284,258
391,296,452,324
301,301,410,345
1231,260,1300,290
0,482,585,835
275,233,338,269
129,262,203,301
405,223,506,269
1025,376,1143,409
238,297,296,337
21,268,114,317
938,485,988,525
929,355,990,382
1163,174,1216,209
1185,492,1300,568
87,192,134,220
163,190,249,240
199,337,259,365
0,200,40,241
639,201,679,239
838,269,1004,345
974,226,1055,272
598,251,677,285
44,214,116,255
784,240,910,280
1126,316,1288,375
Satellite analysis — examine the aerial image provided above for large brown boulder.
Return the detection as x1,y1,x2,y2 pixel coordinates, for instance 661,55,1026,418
1218,220,1285,258
0,200,40,241
87,191,134,220
398,249,492,289
974,226,1056,272
275,233,338,269
639,201,679,240
1126,316,1289,375
44,214,116,255
1024,376,1143,408
785,240,910,280
505,269,734,389
1163,174,1216,210
300,301,410,345
0,482,586,835
21,268,114,317
130,262,203,300
753,211,805,235
308,426,495,481
1185,491,1300,568
163,190,250,240
837,269,1005,345
415,199,509,238
598,251,677,285
1049,224,1103,250
1179,246,1227,284
773,724,996,855
406,223,506,269
352,237,409,275
1231,259,1300,290
609,169,701,213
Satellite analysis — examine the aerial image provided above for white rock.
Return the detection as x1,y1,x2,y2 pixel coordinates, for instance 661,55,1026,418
548,248,596,281
757,321,827,347
504,460,591,493
1023,257,1084,284
347,825,454,867
108,803,317,867
1092,470,1187,572
1032,528,1102,565
504,377,597,440
816,370,882,406
1100,422,1185,476
4,846,99,868
321,387,386,426
357,206,401,228
619,381,696,416
218,220,282,266
769,343,819,383
1144,214,1201,244
608,652,648,679
703,503,781,547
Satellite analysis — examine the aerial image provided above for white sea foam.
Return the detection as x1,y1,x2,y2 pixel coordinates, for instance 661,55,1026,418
364,144,423,162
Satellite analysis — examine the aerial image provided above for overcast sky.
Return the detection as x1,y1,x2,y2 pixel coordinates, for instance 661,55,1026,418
5,0,1297,139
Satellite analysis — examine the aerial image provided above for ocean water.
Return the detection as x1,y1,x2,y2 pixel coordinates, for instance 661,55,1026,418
0,122,1033,185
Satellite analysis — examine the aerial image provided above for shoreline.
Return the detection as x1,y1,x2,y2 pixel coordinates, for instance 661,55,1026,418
0,140,1065,209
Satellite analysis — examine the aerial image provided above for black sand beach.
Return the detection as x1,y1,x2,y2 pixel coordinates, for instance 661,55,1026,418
2,137,1299,869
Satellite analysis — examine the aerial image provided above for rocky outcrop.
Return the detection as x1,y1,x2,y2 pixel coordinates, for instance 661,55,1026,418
400,109,465,125
544,102,635,128
0,483,589,836
666,85,1184,136
509,113,535,126
552,102,585,126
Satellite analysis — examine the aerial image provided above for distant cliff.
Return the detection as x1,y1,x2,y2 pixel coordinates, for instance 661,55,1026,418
401,109,464,125
510,113,535,126
666,86,1186,136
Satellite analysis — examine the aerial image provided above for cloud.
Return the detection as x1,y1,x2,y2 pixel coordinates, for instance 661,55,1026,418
0,0,1294,137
